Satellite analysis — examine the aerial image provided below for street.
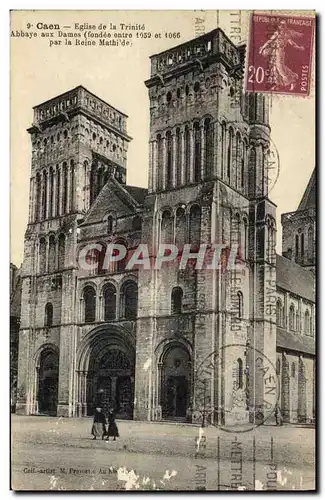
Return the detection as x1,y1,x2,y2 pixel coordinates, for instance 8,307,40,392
11,415,315,491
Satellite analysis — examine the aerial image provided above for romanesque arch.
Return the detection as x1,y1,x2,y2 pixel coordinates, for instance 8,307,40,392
76,325,135,419
35,344,59,416
158,340,192,420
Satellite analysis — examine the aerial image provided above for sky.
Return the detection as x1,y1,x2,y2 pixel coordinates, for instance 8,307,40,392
10,10,315,266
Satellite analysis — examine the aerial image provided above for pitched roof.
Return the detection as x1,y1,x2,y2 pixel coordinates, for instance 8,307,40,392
276,254,315,302
298,168,316,210
123,185,148,205
277,327,315,356
82,177,146,225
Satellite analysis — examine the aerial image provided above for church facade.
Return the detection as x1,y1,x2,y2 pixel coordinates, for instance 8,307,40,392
16,28,315,425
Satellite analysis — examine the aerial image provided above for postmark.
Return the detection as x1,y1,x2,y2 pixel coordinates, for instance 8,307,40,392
193,344,280,433
245,13,315,96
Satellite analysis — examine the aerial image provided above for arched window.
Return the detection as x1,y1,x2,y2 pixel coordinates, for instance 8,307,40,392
70,160,75,212
42,171,47,220
176,128,181,187
276,299,284,327
48,235,56,273
295,234,299,263
249,147,256,195
161,210,174,244
132,216,142,231
221,121,227,178
115,241,127,273
204,118,213,179
58,234,65,270
166,131,173,188
49,167,54,218
56,167,61,216
304,310,311,335
301,233,305,262
39,237,46,273
172,286,183,314
184,126,191,184
121,281,138,320
308,226,314,261
84,286,96,323
175,207,187,248
241,140,247,190
236,132,241,189
107,215,114,233
193,122,201,183
243,218,248,260
103,283,116,321
237,358,243,389
227,128,234,180
289,305,295,331
291,362,296,378
97,243,107,275
62,162,68,214
35,173,41,221
237,291,243,319
189,205,201,248
157,134,163,191
45,303,53,327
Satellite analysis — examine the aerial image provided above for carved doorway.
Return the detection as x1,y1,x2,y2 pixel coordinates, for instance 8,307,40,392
88,348,134,419
161,344,191,420
37,348,59,416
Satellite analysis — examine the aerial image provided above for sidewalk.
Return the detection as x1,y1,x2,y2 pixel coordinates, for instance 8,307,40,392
12,415,315,469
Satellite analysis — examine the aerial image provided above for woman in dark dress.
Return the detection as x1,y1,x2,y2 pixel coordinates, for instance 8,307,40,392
91,407,106,440
105,409,119,441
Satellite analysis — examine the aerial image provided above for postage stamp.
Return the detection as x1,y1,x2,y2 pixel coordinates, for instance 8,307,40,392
245,13,315,96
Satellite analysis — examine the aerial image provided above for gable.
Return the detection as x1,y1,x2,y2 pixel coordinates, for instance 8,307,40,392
82,178,142,225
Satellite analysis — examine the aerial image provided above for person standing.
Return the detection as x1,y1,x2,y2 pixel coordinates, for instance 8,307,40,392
105,409,119,441
275,404,283,426
91,407,106,440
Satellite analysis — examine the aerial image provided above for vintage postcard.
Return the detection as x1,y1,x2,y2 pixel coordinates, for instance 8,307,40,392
10,9,316,491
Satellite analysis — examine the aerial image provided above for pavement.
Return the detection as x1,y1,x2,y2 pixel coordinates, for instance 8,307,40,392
11,415,316,491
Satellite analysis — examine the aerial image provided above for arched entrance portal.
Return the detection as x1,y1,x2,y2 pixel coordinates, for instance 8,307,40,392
77,326,135,419
37,348,59,416
160,344,191,420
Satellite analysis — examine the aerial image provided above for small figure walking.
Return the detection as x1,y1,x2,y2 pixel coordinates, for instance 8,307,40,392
275,404,283,426
105,409,119,441
91,407,106,440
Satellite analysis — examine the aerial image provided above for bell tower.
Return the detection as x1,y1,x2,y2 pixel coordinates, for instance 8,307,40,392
17,86,132,416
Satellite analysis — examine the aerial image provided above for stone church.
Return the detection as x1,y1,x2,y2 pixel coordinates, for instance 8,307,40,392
16,28,315,425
